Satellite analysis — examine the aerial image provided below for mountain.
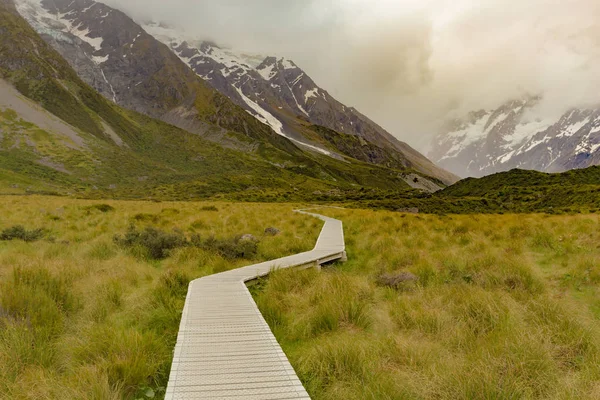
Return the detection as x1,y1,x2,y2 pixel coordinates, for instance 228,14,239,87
1,0,451,201
12,0,457,186
429,98,600,178
144,23,457,184
13,0,305,156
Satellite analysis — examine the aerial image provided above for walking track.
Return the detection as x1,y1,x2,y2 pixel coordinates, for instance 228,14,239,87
165,210,346,399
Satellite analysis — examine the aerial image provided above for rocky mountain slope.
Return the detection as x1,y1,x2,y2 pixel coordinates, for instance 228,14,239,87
430,98,600,178
13,0,457,185
13,0,304,156
144,23,457,184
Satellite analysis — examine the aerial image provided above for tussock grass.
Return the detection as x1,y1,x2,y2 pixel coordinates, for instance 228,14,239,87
254,209,600,399
0,195,321,399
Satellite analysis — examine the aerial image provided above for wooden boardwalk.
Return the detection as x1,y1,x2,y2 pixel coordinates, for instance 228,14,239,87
165,210,346,399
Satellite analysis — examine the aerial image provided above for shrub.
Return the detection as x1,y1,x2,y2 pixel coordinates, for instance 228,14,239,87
0,225,45,242
160,208,180,216
199,235,259,260
87,204,115,213
114,224,258,261
264,227,281,236
190,220,207,230
200,206,219,212
113,225,187,260
133,213,160,223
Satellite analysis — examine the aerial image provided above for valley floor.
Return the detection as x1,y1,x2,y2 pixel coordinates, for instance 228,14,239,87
1,196,600,399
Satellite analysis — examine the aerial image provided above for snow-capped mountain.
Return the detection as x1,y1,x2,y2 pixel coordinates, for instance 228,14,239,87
142,24,370,141
13,0,458,185
13,0,306,154
429,99,600,178
143,22,338,154
141,23,455,177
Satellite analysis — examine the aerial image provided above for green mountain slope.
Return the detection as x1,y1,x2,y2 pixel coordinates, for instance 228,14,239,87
436,167,600,213
440,167,600,197
346,167,600,214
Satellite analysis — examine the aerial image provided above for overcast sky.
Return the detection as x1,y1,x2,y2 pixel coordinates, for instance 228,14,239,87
105,0,600,151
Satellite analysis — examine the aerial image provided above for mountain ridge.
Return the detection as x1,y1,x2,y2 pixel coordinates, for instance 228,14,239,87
430,98,600,178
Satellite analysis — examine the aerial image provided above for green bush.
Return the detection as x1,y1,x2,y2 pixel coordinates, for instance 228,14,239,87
87,204,115,213
198,235,259,260
0,225,45,242
132,213,160,223
113,225,187,260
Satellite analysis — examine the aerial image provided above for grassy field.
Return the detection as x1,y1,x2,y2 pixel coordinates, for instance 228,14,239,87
3,196,600,400
253,208,600,399
0,196,321,399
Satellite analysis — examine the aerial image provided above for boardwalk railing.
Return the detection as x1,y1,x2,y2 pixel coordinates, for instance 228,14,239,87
165,210,346,399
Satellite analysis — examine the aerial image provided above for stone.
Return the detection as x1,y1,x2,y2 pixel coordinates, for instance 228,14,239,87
376,272,419,289
264,227,280,236
240,234,258,242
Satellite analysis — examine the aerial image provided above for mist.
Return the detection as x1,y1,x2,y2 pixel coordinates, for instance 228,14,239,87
104,0,600,150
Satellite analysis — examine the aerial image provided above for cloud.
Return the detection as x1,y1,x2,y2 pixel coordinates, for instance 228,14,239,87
104,0,600,150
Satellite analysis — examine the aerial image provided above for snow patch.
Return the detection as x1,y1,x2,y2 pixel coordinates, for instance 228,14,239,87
258,64,276,80
281,59,296,69
483,112,509,136
283,79,308,117
557,118,590,138
92,54,109,64
221,67,233,78
445,113,490,150
71,26,103,51
523,135,551,152
143,22,266,82
290,139,332,156
498,150,515,164
233,86,330,155
100,70,117,103
15,0,104,52
291,73,304,87
206,45,254,73
506,116,557,150
130,33,141,48
304,88,319,102
234,86,285,135
80,3,97,13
